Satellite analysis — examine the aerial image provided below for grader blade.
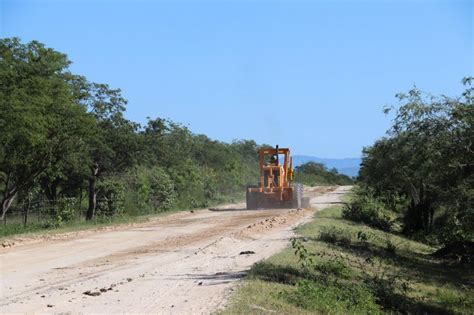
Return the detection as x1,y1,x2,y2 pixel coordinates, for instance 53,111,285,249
246,145,310,210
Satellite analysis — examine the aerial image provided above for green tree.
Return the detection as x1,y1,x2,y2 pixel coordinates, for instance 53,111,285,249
82,83,140,220
359,78,473,244
0,38,93,219
295,162,353,186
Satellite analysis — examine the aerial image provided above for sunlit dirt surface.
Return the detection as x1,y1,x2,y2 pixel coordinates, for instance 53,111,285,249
0,186,351,314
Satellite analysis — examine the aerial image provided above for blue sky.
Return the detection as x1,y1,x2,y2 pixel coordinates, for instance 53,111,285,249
1,0,472,158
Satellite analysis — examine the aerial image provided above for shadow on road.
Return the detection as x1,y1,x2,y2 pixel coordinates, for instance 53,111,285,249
208,207,249,212
189,271,247,286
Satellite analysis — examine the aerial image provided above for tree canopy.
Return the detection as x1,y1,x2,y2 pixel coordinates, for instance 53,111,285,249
0,38,268,225
0,38,94,219
295,161,353,186
357,78,473,246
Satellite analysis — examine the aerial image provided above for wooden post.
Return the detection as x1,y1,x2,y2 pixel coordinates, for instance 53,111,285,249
23,192,31,227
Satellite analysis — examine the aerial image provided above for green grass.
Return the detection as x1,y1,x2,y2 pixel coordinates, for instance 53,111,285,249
221,206,474,314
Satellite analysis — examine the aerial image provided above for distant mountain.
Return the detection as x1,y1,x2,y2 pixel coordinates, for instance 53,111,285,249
292,155,362,177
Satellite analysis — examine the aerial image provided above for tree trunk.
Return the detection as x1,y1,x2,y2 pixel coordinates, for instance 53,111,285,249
43,179,59,203
1,192,17,221
86,166,99,220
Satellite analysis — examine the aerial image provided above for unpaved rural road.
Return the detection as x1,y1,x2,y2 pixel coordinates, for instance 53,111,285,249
1,186,351,314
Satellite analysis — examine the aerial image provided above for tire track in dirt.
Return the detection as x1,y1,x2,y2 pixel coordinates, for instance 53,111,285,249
0,186,350,314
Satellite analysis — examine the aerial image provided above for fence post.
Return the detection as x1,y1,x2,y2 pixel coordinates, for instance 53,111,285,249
23,193,31,227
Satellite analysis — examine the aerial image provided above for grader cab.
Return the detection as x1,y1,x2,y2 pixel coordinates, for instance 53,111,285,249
246,145,305,210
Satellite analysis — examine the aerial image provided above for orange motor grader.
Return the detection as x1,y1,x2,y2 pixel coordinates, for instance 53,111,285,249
246,145,305,210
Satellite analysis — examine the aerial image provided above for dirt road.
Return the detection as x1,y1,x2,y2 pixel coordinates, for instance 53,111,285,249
0,186,351,314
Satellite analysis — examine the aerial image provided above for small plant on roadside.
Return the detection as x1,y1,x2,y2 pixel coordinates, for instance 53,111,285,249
287,238,380,313
291,238,315,271
96,178,126,217
385,237,397,254
55,198,77,223
315,260,352,279
343,187,394,232
319,227,352,247
41,197,79,228
435,287,474,310
284,279,381,314
357,230,371,248
355,254,412,311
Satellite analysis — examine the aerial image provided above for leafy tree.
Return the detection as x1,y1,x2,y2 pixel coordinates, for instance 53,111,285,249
358,78,473,244
82,83,140,219
0,38,265,231
124,166,176,213
0,38,93,219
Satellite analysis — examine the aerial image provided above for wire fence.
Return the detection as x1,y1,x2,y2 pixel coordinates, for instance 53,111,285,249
2,197,88,228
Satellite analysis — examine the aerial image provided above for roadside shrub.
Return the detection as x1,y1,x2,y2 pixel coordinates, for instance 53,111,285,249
436,205,474,247
343,188,394,231
285,279,380,314
385,238,397,254
435,287,474,310
363,272,411,312
96,178,125,217
315,260,352,278
54,197,77,223
291,238,315,270
148,167,176,211
41,197,78,228
41,220,62,229
167,160,207,209
319,227,352,247
357,230,371,248
124,166,177,214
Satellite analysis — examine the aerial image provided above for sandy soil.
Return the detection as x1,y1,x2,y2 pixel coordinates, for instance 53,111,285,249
0,186,351,314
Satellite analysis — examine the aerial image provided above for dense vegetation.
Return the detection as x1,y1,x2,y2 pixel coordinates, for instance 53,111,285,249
345,79,473,258
0,38,261,230
223,206,473,314
294,161,353,186
0,38,349,236
224,80,473,314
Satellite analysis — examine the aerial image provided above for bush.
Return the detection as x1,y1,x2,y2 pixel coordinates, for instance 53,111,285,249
343,188,394,231
285,279,380,314
319,227,352,247
54,197,77,223
167,161,207,209
436,205,474,246
147,166,176,211
315,260,352,278
123,166,177,215
385,238,397,254
363,272,411,312
41,197,78,228
96,178,125,217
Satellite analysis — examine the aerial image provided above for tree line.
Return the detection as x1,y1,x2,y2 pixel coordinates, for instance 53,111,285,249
0,38,350,229
294,162,353,186
346,78,473,252
0,38,263,223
